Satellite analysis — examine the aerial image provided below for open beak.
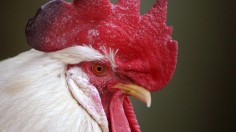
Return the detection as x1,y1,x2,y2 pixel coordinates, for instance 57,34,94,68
113,83,151,107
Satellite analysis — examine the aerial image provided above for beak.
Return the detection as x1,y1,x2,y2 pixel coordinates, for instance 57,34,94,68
113,83,151,107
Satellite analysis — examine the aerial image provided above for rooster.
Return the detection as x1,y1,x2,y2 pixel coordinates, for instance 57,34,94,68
0,0,177,131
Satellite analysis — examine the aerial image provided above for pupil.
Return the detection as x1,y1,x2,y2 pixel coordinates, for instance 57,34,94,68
97,66,102,72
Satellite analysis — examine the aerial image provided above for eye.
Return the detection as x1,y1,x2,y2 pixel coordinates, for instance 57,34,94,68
92,63,107,76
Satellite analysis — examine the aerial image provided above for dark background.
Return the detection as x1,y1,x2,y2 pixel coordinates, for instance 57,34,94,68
0,0,235,131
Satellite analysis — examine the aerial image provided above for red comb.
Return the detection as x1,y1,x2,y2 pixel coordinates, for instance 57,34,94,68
25,0,178,91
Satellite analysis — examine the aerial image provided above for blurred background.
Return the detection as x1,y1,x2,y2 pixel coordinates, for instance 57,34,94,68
0,0,235,131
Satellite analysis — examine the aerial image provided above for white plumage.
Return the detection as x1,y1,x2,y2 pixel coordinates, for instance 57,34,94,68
0,46,108,132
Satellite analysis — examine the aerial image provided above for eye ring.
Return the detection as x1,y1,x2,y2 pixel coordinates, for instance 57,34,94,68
92,63,107,76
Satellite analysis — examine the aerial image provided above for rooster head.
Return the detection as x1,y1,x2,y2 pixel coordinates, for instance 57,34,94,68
25,0,178,131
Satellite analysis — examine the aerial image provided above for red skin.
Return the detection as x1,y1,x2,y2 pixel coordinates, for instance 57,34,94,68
26,0,178,131
70,61,140,131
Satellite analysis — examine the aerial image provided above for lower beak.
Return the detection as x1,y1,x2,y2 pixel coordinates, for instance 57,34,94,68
112,83,151,107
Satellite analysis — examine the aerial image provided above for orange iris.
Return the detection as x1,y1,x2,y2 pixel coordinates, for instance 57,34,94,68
92,63,107,76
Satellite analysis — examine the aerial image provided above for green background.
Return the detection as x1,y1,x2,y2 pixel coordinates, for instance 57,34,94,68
0,0,235,131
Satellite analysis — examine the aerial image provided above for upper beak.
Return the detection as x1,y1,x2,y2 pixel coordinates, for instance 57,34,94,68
112,83,151,107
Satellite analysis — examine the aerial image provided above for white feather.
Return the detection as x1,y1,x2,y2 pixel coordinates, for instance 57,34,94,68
0,46,109,132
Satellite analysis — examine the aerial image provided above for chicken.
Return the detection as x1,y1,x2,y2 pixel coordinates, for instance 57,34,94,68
0,0,177,131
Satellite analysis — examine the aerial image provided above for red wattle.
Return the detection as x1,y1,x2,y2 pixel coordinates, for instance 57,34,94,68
109,91,141,132
123,96,141,132
110,92,131,132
